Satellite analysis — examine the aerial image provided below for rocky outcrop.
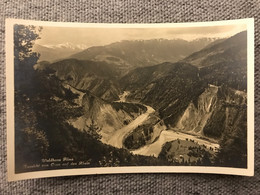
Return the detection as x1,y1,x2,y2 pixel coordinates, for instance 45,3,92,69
176,84,218,134
68,89,147,143
175,85,247,139
123,116,166,150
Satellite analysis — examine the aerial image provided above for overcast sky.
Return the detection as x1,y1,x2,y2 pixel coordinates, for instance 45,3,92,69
35,24,247,48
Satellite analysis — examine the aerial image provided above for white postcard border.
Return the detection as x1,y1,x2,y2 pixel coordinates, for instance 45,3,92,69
5,18,254,181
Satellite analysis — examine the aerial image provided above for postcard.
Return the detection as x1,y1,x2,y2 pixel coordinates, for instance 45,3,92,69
5,18,254,181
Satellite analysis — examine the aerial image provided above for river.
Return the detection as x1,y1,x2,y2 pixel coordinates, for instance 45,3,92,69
115,91,130,102
106,91,155,148
109,91,219,157
131,130,219,157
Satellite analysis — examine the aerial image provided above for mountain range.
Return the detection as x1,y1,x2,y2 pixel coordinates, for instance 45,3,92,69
35,31,247,166
35,38,217,71
120,31,247,128
33,43,87,62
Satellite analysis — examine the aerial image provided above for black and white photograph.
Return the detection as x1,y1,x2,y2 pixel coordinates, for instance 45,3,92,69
6,19,254,181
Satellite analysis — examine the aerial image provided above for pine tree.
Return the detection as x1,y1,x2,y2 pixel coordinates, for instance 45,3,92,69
86,120,102,140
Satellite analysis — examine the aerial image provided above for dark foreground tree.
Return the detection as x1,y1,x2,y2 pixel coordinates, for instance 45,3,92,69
14,25,48,170
14,24,42,91
215,109,247,168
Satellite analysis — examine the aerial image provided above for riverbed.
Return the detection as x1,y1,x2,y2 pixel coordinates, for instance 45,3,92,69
131,130,219,157
106,90,155,148
106,91,219,157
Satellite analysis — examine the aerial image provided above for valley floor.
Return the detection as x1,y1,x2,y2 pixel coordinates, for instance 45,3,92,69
105,104,155,148
102,91,220,158
131,130,219,157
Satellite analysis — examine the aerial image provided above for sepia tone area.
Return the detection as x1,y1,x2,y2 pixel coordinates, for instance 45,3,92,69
14,23,248,173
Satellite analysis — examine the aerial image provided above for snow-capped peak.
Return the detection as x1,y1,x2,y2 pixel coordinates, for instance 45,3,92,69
42,42,88,50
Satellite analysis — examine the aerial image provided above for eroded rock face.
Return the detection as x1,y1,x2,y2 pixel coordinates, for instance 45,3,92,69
64,85,147,143
176,84,219,134
175,85,247,139
123,116,166,150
